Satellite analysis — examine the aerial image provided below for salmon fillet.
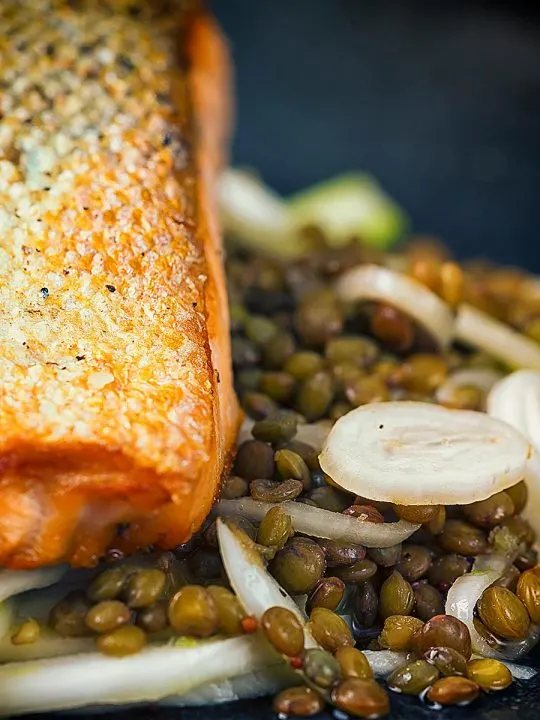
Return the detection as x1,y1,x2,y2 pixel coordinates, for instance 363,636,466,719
0,0,241,568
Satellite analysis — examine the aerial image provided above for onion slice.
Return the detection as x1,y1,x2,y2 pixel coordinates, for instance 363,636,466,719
456,304,540,370
0,635,278,716
215,498,419,547
487,370,540,537
217,520,308,625
219,168,302,259
319,402,533,505
446,557,540,660
0,566,66,603
335,264,455,349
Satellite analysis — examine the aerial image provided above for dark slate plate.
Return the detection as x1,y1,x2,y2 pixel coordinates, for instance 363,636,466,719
44,1,539,719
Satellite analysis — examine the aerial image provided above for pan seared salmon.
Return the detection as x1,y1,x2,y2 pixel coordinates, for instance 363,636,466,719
0,0,241,568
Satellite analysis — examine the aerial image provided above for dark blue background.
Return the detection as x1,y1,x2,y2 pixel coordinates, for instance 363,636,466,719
213,0,540,270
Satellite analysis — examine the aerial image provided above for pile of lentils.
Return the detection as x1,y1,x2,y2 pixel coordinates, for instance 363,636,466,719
10,234,540,718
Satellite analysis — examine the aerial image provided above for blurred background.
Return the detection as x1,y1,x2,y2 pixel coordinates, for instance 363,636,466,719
213,0,540,270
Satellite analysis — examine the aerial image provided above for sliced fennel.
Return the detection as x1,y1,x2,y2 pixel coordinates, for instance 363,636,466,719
0,566,66,603
456,304,540,371
0,635,278,716
335,264,455,349
216,498,418,547
487,370,540,538
219,168,406,258
288,173,407,250
320,402,534,505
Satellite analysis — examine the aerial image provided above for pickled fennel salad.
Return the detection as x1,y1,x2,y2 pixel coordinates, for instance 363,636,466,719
2,172,540,718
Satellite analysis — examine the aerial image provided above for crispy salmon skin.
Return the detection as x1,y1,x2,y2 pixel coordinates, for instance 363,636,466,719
0,0,240,568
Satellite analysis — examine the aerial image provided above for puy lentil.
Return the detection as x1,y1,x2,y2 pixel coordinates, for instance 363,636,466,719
379,571,415,620
336,558,378,584
397,544,432,582
270,538,326,594
251,412,298,444
306,577,345,613
261,607,305,657
85,600,131,634
318,539,366,568
343,504,385,523
241,391,277,420
462,491,515,528
167,585,218,638
256,506,294,549
394,504,441,524
259,371,296,402
274,449,311,489
387,660,440,695
262,330,296,369
136,600,169,634
515,546,538,571
297,370,334,421
331,678,390,718
97,625,146,657
220,475,249,499
273,686,325,717
426,676,480,706
284,351,324,380
303,647,342,689
370,303,414,352
308,607,354,653
477,586,530,640
516,566,540,623
308,486,351,513
335,646,373,680
87,567,127,603
250,478,303,503
354,579,379,629
325,336,379,369
368,544,402,568
424,647,468,677
438,520,488,555
428,554,470,591
466,658,513,691
411,615,472,659
413,582,444,621
345,374,389,407
378,615,424,651
234,440,275,480
49,591,93,638
124,569,166,608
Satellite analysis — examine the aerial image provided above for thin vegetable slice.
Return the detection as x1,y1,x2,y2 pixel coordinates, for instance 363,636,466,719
456,304,540,370
219,168,302,258
336,264,455,349
215,498,418,547
0,566,66,603
0,635,278,716
487,370,540,536
319,402,533,505
287,173,407,250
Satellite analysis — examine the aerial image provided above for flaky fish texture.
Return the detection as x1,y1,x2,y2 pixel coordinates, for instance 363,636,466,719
0,0,240,568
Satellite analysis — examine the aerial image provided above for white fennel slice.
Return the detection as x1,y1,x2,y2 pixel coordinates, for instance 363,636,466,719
487,370,540,537
319,401,534,505
335,264,455,349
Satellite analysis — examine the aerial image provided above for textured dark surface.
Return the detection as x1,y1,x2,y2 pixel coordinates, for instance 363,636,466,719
213,0,540,270
44,1,540,719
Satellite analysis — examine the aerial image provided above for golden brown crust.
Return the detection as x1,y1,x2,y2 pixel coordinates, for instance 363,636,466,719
0,1,240,568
